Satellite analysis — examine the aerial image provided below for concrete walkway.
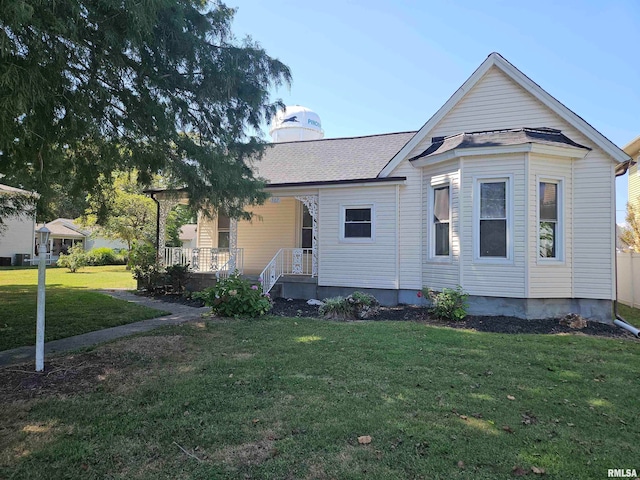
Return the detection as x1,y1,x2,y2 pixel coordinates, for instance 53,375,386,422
0,290,210,368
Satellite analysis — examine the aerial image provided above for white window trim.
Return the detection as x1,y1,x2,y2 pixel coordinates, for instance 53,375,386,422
473,175,514,264
340,204,375,243
428,182,452,262
537,176,564,264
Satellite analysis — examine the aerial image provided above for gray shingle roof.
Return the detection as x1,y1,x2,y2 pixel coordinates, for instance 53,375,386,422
409,127,590,162
252,131,416,184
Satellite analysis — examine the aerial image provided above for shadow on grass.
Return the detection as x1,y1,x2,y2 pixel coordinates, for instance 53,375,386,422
0,285,167,351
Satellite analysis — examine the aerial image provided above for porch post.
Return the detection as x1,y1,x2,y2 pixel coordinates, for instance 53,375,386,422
229,218,238,272
295,195,318,277
157,198,179,266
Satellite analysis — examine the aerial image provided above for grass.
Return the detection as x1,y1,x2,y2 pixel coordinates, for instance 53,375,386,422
617,303,640,327
0,266,166,351
0,265,137,290
1,317,637,479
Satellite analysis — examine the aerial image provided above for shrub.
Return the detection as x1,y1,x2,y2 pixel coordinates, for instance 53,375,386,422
129,241,163,291
85,247,127,266
194,272,272,317
57,244,88,273
165,264,191,293
319,292,380,320
422,286,469,321
319,296,351,319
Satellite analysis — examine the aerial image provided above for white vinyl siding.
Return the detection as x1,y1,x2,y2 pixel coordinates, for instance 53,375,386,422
399,65,613,300
629,163,640,210
318,185,397,289
461,156,526,297
421,162,460,290
528,155,572,298
391,160,422,289
0,213,35,262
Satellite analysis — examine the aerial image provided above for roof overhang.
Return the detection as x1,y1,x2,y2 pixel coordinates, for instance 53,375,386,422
617,135,640,176
144,177,408,200
265,177,407,191
410,143,590,168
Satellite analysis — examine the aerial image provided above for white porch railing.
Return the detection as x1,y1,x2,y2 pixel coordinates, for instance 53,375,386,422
259,248,313,293
163,247,243,275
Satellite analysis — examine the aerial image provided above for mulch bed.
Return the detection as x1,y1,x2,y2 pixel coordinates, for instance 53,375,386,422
141,293,636,339
270,298,636,339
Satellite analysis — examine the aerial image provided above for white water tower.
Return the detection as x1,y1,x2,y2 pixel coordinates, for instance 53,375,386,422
269,105,324,142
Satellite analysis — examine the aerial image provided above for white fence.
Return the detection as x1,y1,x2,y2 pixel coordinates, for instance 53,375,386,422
617,251,640,308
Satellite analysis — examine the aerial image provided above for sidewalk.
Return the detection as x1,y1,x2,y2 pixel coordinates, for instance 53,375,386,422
0,290,210,368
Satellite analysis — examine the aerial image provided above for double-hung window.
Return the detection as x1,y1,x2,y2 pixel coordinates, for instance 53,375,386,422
217,214,230,249
301,204,313,249
539,180,561,259
341,205,374,241
477,179,509,259
432,185,450,257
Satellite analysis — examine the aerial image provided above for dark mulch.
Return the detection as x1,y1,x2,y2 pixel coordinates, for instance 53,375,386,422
139,293,635,339
270,298,636,339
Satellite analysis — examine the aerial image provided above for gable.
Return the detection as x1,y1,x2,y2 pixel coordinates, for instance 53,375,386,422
381,53,628,177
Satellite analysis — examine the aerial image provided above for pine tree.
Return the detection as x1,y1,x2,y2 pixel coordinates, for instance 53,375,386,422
0,0,290,219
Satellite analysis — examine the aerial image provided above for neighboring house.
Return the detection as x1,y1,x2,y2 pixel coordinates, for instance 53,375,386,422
624,136,640,210
0,184,37,265
179,224,198,249
35,218,128,261
153,53,631,322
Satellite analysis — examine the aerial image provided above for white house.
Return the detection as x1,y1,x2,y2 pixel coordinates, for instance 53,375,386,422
0,183,37,265
35,218,128,261
154,53,631,322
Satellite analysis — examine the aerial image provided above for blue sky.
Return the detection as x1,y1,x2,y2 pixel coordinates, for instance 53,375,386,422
230,0,640,223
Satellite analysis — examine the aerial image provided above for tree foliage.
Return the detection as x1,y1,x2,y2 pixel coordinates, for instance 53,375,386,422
0,0,291,219
620,199,640,251
166,204,196,248
79,171,156,250
0,189,36,235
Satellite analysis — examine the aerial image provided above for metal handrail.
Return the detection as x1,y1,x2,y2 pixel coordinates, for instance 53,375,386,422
259,248,313,293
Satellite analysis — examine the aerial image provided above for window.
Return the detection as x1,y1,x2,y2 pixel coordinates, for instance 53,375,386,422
301,204,313,248
341,206,373,241
218,214,230,248
432,185,450,257
539,181,560,259
478,179,508,258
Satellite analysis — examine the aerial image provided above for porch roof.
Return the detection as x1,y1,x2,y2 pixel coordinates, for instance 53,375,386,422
253,131,416,184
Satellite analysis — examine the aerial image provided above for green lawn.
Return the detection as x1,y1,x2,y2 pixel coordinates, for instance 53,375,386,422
0,266,165,351
1,317,637,479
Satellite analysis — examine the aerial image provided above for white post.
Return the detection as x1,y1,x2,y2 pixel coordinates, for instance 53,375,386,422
35,227,50,372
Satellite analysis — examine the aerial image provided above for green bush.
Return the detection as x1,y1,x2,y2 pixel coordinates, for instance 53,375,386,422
57,244,88,273
422,286,469,321
318,296,351,319
86,247,127,266
165,264,191,293
194,272,272,317
129,241,163,291
319,292,380,320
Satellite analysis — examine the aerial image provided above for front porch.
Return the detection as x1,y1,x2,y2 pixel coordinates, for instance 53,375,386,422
154,191,319,293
